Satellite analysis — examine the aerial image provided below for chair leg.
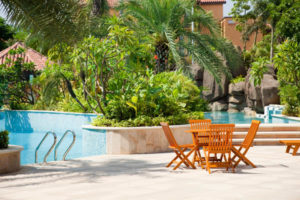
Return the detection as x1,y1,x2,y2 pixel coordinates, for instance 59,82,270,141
173,148,196,170
166,154,179,167
232,147,256,168
204,150,211,174
229,152,234,173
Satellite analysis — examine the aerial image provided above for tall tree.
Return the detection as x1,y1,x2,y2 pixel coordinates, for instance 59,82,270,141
119,0,241,83
0,17,14,50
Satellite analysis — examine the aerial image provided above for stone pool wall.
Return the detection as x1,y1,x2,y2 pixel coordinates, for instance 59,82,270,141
83,123,300,154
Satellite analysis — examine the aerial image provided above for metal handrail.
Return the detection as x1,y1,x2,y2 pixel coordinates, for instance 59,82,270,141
54,130,76,161
35,131,57,163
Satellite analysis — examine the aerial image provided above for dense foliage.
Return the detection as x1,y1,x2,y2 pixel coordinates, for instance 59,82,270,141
273,39,300,116
119,0,242,82
92,112,204,127
0,48,37,109
0,130,9,149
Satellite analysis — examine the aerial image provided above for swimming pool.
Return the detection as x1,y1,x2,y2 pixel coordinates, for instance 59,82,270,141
0,111,105,165
204,112,300,124
1,110,299,165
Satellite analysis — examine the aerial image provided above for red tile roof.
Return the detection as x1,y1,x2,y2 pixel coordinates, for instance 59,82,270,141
198,0,226,4
0,42,48,71
107,0,119,7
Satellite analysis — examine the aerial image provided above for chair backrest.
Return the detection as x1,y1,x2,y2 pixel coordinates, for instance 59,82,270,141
242,120,261,148
160,122,178,148
189,119,211,130
208,124,235,152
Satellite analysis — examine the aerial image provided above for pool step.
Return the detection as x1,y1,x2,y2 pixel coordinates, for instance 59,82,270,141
233,131,300,146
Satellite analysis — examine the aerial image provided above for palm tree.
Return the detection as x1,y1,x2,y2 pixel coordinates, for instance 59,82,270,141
0,0,109,49
119,0,241,82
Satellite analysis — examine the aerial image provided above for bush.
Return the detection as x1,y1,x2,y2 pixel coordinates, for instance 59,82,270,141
273,39,300,116
230,75,245,84
104,71,208,121
92,111,204,127
0,130,9,149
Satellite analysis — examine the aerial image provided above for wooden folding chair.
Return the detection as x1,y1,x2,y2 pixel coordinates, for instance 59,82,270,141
189,119,211,167
160,122,196,170
231,120,261,168
203,124,235,174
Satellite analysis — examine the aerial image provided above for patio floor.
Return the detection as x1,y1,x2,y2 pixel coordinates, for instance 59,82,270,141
0,146,300,200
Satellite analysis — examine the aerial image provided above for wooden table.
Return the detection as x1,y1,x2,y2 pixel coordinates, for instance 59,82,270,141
185,129,255,169
185,129,209,168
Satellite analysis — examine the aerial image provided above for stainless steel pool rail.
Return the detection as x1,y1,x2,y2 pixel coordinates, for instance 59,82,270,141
54,130,76,161
35,131,57,163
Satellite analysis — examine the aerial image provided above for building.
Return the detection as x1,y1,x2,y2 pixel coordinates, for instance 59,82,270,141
0,42,48,70
107,0,261,50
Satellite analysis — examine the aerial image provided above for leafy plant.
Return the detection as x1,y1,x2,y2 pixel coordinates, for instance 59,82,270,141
0,130,9,149
92,111,204,127
119,0,242,82
250,57,270,86
273,39,300,116
0,47,37,109
230,75,245,84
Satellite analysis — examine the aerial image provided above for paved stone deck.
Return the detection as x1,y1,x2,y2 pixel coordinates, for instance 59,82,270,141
0,146,300,200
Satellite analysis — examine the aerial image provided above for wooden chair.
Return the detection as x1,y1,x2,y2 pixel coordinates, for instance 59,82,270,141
203,124,235,174
231,120,261,168
280,140,300,156
160,122,196,170
189,119,211,166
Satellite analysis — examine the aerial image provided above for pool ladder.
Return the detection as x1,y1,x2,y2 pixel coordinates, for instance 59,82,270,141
35,130,76,163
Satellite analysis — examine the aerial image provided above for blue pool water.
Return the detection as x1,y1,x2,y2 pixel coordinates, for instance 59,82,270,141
0,111,105,165
204,111,300,124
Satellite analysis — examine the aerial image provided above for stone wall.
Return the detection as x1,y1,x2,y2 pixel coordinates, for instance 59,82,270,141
194,64,280,114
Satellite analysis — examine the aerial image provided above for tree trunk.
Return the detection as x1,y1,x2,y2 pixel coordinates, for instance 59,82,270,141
92,0,107,16
254,29,258,46
155,42,169,73
270,25,274,62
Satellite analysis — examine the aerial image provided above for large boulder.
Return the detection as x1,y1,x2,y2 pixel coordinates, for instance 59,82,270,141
209,99,228,111
261,74,280,107
244,65,280,113
228,82,245,96
202,70,229,102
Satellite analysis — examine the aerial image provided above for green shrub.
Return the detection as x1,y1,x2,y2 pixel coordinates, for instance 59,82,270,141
230,75,245,84
92,111,204,127
273,39,300,116
0,130,9,149
104,71,208,120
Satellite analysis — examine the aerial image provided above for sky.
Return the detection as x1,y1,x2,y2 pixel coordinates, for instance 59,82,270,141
0,0,234,20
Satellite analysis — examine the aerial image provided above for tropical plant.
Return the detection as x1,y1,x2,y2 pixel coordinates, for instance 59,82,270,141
0,0,110,51
35,19,155,114
0,47,37,109
273,39,300,116
249,57,270,86
119,0,242,83
0,130,9,149
230,75,245,84
92,112,204,127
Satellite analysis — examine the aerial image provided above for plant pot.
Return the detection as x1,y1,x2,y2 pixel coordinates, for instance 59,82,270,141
0,145,23,174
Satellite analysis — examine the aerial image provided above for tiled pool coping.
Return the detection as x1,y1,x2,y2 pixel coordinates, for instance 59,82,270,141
272,114,300,122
